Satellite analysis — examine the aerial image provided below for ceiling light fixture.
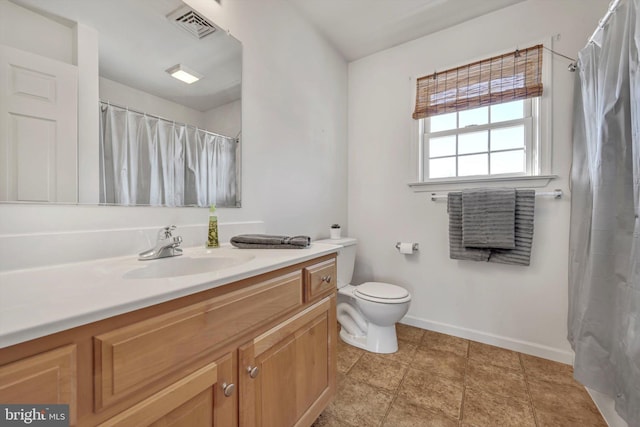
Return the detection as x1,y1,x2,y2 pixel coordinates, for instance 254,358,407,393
166,64,202,84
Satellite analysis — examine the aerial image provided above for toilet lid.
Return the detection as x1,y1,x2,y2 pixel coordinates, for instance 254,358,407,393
354,282,410,300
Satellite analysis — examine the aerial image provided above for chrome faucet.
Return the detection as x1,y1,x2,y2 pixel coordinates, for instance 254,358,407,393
138,225,183,261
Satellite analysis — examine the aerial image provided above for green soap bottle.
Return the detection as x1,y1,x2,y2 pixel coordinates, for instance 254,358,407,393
206,204,219,248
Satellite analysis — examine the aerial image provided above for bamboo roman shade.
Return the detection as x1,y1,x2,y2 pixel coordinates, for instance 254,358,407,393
412,44,543,119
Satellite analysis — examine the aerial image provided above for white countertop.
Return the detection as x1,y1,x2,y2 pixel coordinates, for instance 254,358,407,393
0,243,340,349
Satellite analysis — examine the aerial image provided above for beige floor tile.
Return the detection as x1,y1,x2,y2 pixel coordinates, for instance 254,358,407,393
396,323,425,344
421,330,469,357
468,341,521,371
325,376,394,427
528,379,606,426
412,347,467,381
337,339,364,374
462,386,536,427
398,367,464,419
377,339,418,365
535,408,608,427
383,397,459,427
348,353,408,392
312,411,355,427
520,353,579,386
326,328,607,427
465,359,528,403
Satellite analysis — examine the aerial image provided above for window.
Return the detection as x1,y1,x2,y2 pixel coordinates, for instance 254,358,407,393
412,44,551,185
422,99,539,179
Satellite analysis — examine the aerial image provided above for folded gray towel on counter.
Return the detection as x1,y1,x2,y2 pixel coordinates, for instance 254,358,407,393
489,190,535,266
230,234,311,249
462,187,516,249
448,192,490,261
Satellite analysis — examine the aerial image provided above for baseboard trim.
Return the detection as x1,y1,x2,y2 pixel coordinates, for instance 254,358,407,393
587,388,629,427
400,315,574,365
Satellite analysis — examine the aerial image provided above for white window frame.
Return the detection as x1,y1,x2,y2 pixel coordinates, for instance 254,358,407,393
421,98,538,180
409,38,557,192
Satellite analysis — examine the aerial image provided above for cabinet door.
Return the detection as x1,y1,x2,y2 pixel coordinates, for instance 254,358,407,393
0,345,77,426
99,353,235,427
239,295,336,427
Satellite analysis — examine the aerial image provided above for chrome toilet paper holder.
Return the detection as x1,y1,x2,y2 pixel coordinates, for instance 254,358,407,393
395,242,419,252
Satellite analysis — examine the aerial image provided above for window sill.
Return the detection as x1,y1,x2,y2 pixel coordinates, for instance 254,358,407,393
407,175,558,192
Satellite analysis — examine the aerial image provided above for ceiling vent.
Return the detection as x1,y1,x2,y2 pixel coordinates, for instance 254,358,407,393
167,6,217,39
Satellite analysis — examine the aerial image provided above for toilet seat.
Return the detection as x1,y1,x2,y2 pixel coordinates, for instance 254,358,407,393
354,282,411,304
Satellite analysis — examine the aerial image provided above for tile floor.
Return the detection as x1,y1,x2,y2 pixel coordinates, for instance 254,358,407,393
313,324,606,427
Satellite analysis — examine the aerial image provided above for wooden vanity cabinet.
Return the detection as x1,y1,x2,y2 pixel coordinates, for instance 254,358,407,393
0,254,337,427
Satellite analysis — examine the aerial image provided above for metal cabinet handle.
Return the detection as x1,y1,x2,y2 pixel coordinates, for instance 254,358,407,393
247,366,259,378
321,275,332,283
222,382,235,397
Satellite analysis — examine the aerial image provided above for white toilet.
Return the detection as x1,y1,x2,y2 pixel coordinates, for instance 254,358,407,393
316,237,411,353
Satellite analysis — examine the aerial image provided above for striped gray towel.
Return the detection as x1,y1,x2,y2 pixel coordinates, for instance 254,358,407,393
489,190,535,266
230,234,311,249
448,192,490,261
462,188,516,249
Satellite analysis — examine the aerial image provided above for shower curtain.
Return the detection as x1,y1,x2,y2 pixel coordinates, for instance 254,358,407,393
99,104,237,207
568,0,640,425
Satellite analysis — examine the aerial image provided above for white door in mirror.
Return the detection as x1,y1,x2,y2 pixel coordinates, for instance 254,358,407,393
0,45,78,203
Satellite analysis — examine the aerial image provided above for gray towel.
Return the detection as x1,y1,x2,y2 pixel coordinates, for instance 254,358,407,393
462,188,516,249
230,234,311,249
489,190,535,266
448,192,490,261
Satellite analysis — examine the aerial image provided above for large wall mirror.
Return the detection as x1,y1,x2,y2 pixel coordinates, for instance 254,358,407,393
0,0,242,207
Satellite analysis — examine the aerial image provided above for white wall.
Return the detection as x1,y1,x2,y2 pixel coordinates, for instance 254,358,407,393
0,0,73,64
347,0,609,363
0,0,348,269
75,23,100,204
184,0,349,236
100,78,243,141
204,99,242,139
99,77,208,128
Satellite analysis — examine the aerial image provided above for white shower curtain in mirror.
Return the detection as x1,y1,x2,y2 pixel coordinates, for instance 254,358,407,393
569,0,640,425
99,104,237,207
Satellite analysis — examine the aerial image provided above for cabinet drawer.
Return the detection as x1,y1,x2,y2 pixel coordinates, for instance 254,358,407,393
94,271,302,411
0,345,77,426
304,259,337,301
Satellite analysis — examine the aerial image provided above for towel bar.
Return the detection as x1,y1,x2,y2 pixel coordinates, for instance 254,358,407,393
430,189,563,202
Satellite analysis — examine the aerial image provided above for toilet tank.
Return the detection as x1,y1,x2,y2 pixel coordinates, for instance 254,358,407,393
315,237,357,287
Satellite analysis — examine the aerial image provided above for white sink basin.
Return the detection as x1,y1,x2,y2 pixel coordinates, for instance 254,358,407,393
124,254,255,279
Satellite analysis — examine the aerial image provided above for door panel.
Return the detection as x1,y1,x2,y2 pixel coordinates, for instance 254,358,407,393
0,44,78,202
0,345,77,426
258,335,297,427
239,296,336,427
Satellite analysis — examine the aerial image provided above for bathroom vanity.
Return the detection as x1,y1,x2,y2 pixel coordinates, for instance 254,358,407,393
0,245,338,426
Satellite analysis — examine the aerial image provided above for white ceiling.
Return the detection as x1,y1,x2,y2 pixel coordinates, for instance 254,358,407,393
12,0,242,112
287,0,526,61
11,0,526,111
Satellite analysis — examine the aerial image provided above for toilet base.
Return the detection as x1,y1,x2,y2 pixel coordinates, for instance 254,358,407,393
339,323,399,354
